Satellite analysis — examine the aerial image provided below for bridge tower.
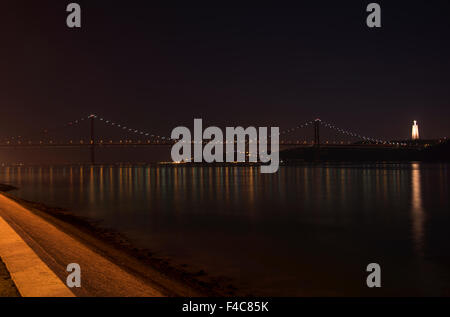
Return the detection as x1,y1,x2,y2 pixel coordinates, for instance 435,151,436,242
314,118,321,147
89,114,96,164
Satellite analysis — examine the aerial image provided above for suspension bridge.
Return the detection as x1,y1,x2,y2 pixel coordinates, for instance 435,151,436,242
0,114,404,164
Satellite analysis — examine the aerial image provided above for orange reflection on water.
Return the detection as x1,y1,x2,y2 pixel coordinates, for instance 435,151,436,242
411,163,425,256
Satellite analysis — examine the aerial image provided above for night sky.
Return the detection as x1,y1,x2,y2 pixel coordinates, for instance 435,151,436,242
1,1,449,141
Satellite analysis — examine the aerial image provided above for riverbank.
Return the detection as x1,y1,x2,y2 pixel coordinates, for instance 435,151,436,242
280,140,450,162
0,258,20,297
0,185,237,296
0,184,17,192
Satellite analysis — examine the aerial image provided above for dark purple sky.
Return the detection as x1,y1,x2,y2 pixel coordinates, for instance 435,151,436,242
1,1,449,141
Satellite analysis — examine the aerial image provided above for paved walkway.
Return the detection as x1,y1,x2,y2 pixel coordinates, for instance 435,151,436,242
0,194,164,297
0,215,74,297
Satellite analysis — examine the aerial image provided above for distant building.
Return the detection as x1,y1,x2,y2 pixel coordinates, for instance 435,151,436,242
412,120,420,140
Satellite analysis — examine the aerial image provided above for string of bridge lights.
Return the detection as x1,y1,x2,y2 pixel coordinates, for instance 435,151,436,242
96,117,316,144
2,115,91,142
2,115,391,145
90,114,169,140
2,114,170,144
279,120,315,136
94,116,316,145
183,120,315,146
66,115,91,127
319,120,391,144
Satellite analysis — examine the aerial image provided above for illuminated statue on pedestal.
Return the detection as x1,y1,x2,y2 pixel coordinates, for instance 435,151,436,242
412,120,420,140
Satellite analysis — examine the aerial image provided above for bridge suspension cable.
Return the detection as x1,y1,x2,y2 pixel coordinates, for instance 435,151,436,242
319,120,391,144
2,114,171,144
1,114,393,146
92,114,169,140
241,119,314,144
3,115,92,143
279,120,315,136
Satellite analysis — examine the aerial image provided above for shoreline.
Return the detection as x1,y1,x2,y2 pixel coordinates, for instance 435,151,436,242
0,257,20,297
0,185,238,297
0,184,18,192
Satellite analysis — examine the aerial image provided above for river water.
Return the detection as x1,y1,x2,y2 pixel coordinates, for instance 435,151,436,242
1,163,449,296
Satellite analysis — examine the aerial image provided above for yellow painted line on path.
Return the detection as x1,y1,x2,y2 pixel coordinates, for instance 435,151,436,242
0,215,74,297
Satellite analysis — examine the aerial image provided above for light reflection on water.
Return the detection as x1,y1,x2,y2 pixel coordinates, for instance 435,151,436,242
411,163,425,256
1,163,450,296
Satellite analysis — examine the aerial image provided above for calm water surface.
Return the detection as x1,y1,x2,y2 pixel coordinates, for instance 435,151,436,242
1,163,449,296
